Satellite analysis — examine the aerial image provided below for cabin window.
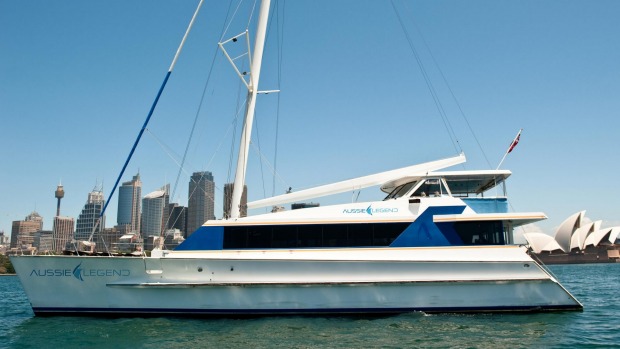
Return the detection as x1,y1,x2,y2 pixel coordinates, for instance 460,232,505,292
298,225,322,247
452,221,505,245
272,225,294,248
222,222,409,249
411,179,449,197
384,181,417,200
323,224,348,247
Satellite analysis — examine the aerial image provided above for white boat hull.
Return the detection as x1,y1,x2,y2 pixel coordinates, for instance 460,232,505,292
11,246,581,316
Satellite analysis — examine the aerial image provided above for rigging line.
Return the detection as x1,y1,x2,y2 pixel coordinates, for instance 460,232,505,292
272,0,286,197
99,0,204,223
227,65,250,184
146,129,185,166
221,0,245,41
390,0,461,155
149,117,238,230
249,140,291,190
146,128,199,236
247,0,259,30
401,1,492,169
186,114,239,202
253,114,268,198
171,1,236,205
393,1,460,154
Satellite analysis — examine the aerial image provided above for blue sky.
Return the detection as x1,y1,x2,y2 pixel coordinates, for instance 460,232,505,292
1,0,619,239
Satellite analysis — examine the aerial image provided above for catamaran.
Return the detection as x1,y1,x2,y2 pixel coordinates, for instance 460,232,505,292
11,0,582,316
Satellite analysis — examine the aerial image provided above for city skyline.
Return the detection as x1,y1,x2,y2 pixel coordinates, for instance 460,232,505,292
4,170,218,252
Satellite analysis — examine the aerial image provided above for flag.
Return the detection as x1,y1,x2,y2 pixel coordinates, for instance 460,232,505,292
507,129,522,153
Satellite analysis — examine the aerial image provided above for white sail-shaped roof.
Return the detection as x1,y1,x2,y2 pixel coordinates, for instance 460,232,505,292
554,211,584,252
584,227,620,247
612,227,620,243
591,220,602,236
523,233,563,253
248,154,466,210
570,221,597,251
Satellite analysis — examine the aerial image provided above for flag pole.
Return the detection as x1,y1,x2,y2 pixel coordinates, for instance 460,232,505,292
496,129,522,170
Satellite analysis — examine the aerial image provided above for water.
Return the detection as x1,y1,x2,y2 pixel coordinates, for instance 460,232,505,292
1,264,618,349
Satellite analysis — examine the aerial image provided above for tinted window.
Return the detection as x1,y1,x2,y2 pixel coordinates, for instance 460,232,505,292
222,222,409,249
453,221,505,245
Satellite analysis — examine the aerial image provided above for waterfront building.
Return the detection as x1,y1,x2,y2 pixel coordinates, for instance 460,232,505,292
141,184,170,237
10,212,43,248
163,228,185,249
117,173,142,234
0,231,8,245
167,203,187,235
187,171,215,236
524,211,620,264
98,226,122,253
223,183,247,219
34,230,54,253
75,188,105,241
52,216,74,253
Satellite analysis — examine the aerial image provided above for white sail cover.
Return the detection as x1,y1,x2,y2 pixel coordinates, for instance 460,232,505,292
247,154,466,210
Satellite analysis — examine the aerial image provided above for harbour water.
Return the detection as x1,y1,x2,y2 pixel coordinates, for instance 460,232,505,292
1,263,618,348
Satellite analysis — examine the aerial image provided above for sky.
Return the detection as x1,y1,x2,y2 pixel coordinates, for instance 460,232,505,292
1,0,620,241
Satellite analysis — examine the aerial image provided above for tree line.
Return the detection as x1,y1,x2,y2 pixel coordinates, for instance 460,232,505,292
0,255,15,274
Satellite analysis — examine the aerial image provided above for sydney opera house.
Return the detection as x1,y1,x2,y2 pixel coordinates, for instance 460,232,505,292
524,211,620,264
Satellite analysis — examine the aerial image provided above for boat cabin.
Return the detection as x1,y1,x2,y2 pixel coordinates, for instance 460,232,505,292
176,169,545,252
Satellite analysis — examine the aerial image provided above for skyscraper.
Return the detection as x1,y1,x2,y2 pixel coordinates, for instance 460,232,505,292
10,211,43,248
75,188,105,241
141,184,170,237
223,183,247,219
52,216,74,253
167,203,187,235
117,173,142,234
187,171,215,236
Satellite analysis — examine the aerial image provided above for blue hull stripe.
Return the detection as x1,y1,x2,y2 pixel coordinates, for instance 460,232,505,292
32,304,582,316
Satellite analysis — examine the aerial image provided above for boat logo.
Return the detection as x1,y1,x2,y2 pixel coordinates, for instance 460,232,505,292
28,264,131,280
73,263,84,281
342,205,398,215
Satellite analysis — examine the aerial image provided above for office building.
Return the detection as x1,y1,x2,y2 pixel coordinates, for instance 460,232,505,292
52,216,74,253
187,171,215,236
34,230,54,253
167,203,187,235
117,173,142,234
141,184,170,237
10,211,43,248
75,188,105,241
0,231,8,246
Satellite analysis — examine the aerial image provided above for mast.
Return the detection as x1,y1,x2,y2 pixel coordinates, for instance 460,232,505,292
230,0,271,219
